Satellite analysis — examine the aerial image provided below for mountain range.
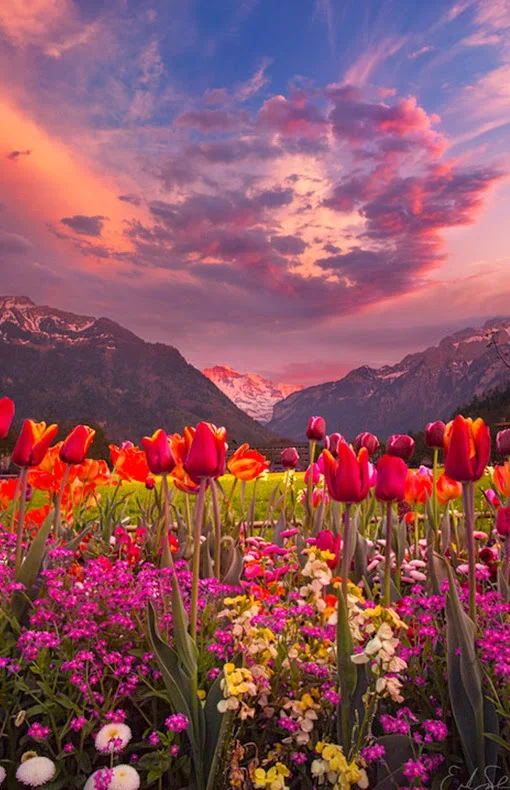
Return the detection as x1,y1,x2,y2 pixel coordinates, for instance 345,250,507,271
268,319,510,440
0,296,273,445
202,365,302,423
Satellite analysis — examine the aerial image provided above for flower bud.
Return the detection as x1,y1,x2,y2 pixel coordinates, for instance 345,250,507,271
496,506,510,538
281,447,299,470
425,421,445,449
353,432,379,457
60,425,96,465
0,397,15,439
496,429,510,456
324,433,344,456
306,416,326,441
386,434,415,461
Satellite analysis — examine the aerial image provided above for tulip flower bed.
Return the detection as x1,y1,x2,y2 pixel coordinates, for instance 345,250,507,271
0,399,509,790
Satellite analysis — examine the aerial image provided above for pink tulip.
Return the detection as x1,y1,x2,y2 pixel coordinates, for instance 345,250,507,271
306,416,326,441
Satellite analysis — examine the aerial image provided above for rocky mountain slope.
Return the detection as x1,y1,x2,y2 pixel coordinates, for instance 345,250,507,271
202,365,302,423
269,319,510,440
0,296,274,444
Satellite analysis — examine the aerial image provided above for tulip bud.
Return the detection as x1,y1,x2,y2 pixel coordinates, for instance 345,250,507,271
25,483,33,502
145,475,156,490
0,397,15,439
281,447,299,470
324,433,344,456
497,429,510,456
12,420,59,468
306,416,326,441
304,463,321,485
142,429,177,476
184,422,227,480
375,454,408,502
60,425,96,465
496,506,510,538
353,432,380,457
425,421,445,449
386,434,415,461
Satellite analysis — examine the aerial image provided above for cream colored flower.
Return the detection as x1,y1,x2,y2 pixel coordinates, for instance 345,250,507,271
16,756,56,787
95,723,132,754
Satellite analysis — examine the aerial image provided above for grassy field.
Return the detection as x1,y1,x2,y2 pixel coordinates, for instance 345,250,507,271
22,468,497,527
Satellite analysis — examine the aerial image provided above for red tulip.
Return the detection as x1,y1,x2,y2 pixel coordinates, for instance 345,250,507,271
304,462,322,485
443,415,490,482
60,425,95,465
425,421,445,449
306,416,326,441
311,529,341,569
386,434,415,461
496,506,510,538
353,432,380,457
184,422,227,481
141,429,176,476
322,442,370,503
496,429,510,456
324,433,344,456
12,420,59,468
375,454,408,502
281,447,299,469
0,397,15,439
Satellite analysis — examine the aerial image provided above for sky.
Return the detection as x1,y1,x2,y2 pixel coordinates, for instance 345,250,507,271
0,0,509,387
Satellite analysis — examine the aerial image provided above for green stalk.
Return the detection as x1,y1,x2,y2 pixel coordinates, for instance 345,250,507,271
341,503,352,602
54,463,71,538
9,471,22,533
432,447,439,548
307,439,316,531
383,502,393,606
190,478,207,641
14,467,29,575
462,481,477,624
210,479,222,579
281,470,290,525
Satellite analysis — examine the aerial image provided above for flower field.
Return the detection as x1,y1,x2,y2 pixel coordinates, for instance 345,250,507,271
0,400,509,790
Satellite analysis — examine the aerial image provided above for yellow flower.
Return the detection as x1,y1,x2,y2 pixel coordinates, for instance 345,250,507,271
197,689,206,701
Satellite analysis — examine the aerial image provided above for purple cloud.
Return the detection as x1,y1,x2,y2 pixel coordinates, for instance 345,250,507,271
60,215,106,237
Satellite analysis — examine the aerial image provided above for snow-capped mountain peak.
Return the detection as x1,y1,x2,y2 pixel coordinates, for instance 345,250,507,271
203,365,303,423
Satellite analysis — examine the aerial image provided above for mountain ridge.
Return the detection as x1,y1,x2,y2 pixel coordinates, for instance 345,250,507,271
0,296,274,445
202,364,303,423
269,318,510,440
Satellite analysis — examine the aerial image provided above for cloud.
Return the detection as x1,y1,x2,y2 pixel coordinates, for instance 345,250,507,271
7,149,31,160
118,194,142,206
258,94,327,137
0,230,32,253
60,215,107,237
271,235,307,255
174,108,249,131
408,45,434,59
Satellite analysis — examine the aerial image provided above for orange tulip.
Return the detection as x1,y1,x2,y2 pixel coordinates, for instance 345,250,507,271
170,428,195,466
404,468,433,505
436,473,462,506
0,478,18,509
60,425,95,465
493,461,510,498
227,443,269,481
443,415,490,482
171,464,201,495
76,458,111,486
12,420,58,468
109,443,151,483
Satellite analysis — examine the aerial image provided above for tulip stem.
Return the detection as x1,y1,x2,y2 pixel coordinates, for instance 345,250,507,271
282,470,289,526
54,464,71,539
383,503,393,606
341,504,352,602
14,467,29,576
432,448,439,549
159,474,175,569
190,478,207,641
462,481,477,624
9,471,22,534
210,479,222,579
307,440,316,533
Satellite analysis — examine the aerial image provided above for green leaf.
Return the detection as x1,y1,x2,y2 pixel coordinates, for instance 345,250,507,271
444,561,485,776
170,574,197,677
12,508,55,620
336,589,356,752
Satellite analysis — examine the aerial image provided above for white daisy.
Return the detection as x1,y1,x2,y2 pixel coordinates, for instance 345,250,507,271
110,765,141,790
0,765,6,785
95,723,132,753
16,756,56,787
